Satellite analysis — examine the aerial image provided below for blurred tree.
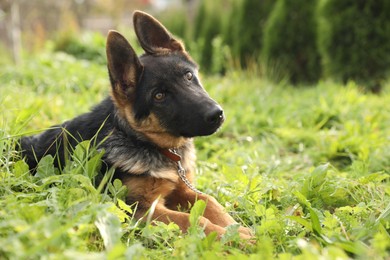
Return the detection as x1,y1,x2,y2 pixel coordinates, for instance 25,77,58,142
10,0,21,64
95,0,141,27
0,0,145,55
156,5,189,43
262,0,321,84
224,0,274,67
318,0,390,92
192,1,224,72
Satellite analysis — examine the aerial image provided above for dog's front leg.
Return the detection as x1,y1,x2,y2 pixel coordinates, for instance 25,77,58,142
151,203,228,237
195,193,253,238
167,188,253,238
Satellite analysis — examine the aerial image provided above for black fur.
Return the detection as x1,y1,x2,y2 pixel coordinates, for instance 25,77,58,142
21,98,114,170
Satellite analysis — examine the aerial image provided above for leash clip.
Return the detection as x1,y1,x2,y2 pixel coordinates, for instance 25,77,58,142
169,149,203,194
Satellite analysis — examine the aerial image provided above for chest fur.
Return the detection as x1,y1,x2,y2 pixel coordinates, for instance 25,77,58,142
103,135,196,183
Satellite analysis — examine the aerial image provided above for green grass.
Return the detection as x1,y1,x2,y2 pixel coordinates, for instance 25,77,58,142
0,50,389,259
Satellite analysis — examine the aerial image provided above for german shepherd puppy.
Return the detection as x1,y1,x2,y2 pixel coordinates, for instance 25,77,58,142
21,11,252,240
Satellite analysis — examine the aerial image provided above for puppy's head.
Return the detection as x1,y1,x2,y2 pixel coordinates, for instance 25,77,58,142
106,11,224,148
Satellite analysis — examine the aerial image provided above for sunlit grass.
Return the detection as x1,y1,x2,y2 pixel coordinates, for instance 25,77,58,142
0,51,389,259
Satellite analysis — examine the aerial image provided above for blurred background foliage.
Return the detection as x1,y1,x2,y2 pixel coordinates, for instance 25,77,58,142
1,0,390,91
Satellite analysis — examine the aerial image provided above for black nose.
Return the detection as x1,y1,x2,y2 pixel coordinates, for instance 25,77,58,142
205,105,224,125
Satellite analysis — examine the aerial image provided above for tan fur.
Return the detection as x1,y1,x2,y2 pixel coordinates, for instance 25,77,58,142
149,168,179,182
110,88,188,149
131,173,253,240
132,113,187,148
112,157,148,174
149,40,188,56
124,106,188,148
123,176,177,206
110,85,134,108
122,167,253,239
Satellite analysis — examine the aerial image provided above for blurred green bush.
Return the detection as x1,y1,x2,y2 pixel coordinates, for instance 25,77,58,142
224,0,274,68
262,0,321,84
53,31,106,64
158,0,390,90
317,0,390,92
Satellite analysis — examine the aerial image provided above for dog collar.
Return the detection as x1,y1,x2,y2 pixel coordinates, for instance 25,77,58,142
160,148,203,194
159,148,181,162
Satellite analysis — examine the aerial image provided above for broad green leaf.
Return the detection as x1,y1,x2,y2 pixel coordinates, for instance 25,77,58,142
359,173,390,185
70,174,97,193
13,160,30,177
309,208,322,236
108,179,127,201
86,150,104,179
108,202,130,223
301,164,329,197
293,191,323,235
72,140,91,163
203,231,218,248
113,179,123,190
117,199,132,215
189,200,206,227
293,190,311,208
310,163,329,188
35,155,55,179
287,216,312,230
95,209,122,250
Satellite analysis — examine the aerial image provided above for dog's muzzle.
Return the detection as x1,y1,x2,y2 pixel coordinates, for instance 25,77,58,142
205,105,224,126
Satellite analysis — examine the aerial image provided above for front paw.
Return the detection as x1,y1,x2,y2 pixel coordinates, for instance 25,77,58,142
238,226,253,237
238,229,256,246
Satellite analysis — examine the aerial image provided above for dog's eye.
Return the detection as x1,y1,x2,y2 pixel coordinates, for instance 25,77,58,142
154,92,165,101
185,72,193,81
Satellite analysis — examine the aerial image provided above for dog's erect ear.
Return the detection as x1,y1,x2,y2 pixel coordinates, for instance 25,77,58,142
133,10,184,54
106,30,143,101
